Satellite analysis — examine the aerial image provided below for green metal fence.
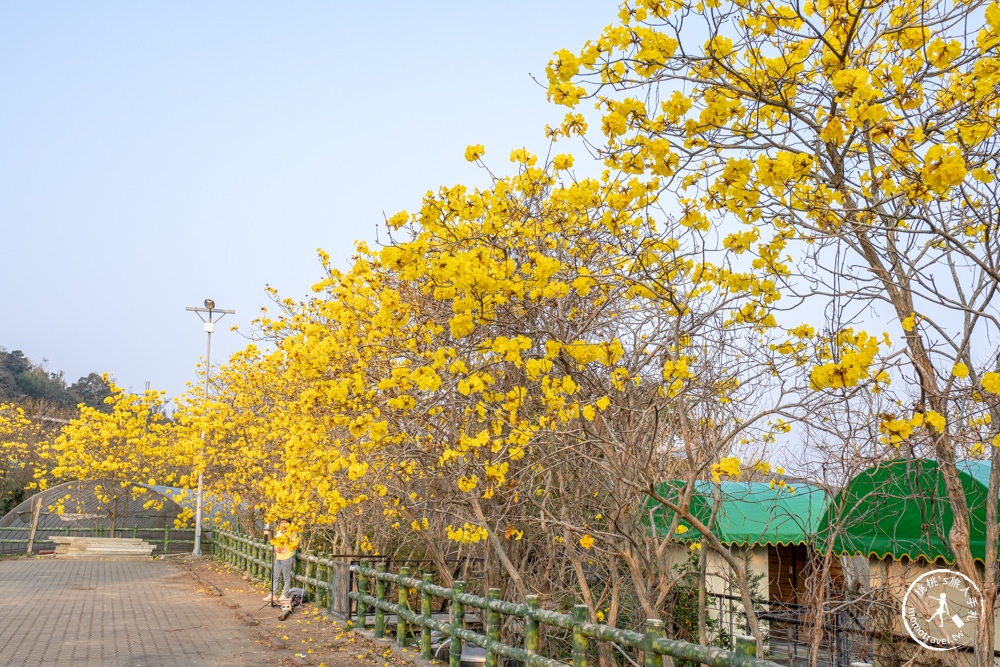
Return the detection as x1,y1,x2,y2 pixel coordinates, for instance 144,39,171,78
351,563,783,667
0,525,212,554
213,529,352,616
213,530,781,667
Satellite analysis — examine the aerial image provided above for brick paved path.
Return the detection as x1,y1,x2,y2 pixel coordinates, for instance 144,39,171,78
0,557,277,666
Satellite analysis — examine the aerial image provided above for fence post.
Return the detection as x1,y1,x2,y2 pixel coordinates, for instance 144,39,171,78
450,580,465,667
26,497,41,555
644,618,664,667
356,561,369,630
734,635,757,663
525,595,540,663
305,551,316,601
421,573,434,661
573,605,589,667
327,558,336,616
375,563,387,639
317,555,324,604
486,588,501,667
164,526,170,553
397,566,410,647
255,541,263,580
315,555,323,607
320,556,330,609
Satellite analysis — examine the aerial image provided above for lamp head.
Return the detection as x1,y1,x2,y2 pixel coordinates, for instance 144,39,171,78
204,299,215,310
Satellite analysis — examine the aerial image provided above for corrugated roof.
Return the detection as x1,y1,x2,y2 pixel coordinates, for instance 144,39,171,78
646,480,828,547
0,481,187,540
821,458,995,563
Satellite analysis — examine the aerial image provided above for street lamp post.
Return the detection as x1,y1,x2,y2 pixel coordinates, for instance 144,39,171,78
186,298,235,556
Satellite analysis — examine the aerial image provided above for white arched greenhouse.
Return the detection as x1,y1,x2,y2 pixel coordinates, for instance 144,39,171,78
0,480,234,555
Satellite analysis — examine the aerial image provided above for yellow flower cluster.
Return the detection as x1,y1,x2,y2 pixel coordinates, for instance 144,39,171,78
446,522,489,544
810,330,883,390
711,457,742,482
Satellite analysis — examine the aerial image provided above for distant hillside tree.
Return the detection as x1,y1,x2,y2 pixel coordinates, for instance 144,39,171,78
69,373,115,411
0,348,113,413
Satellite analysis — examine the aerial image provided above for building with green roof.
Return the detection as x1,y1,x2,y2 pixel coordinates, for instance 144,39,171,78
649,480,829,547
818,458,997,564
647,480,841,606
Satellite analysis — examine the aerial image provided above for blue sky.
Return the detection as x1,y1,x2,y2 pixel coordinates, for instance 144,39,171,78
0,1,617,401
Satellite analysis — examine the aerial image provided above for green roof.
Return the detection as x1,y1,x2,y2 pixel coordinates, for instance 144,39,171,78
819,459,995,563
646,481,828,547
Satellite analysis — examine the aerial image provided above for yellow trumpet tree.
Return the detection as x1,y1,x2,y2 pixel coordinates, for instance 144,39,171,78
172,343,299,533
159,0,1000,654
0,403,50,514
41,378,171,536
549,0,1000,661
191,143,843,649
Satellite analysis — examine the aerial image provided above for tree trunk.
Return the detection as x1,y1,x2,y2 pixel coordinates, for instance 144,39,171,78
120,485,130,537
851,221,991,661
411,520,455,587
698,540,708,645
976,585,996,667
646,486,765,655
976,429,1000,667
111,494,118,538
699,485,723,646
470,496,527,598
807,550,832,667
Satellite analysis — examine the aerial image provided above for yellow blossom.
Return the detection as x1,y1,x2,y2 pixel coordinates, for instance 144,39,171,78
464,144,485,162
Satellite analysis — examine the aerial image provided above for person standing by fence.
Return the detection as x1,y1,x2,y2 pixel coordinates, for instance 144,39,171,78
263,517,299,602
